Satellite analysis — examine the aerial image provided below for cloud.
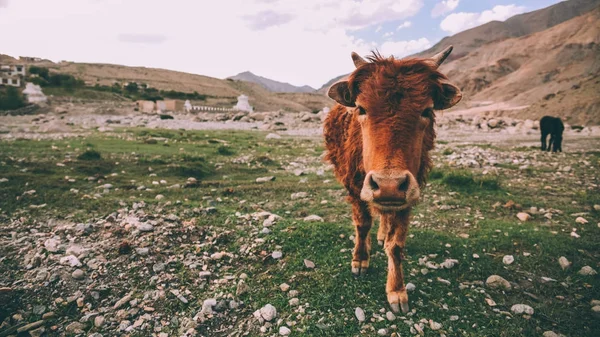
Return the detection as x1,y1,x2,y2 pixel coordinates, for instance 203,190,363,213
0,0,8,8
383,31,394,38
431,0,459,18
375,25,383,33
242,10,294,30
118,34,168,44
440,4,526,34
380,38,432,58
396,21,412,30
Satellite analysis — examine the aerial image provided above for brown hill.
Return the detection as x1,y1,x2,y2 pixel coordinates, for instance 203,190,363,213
0,56,331,112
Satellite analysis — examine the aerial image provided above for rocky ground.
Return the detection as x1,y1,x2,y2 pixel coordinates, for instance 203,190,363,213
0,105,599,337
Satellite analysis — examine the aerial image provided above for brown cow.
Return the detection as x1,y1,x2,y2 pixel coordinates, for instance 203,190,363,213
323,46,462,313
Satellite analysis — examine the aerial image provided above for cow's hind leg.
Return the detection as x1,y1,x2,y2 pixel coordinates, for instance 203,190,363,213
351,199,372,276
383,211,410,313
541,131,548,151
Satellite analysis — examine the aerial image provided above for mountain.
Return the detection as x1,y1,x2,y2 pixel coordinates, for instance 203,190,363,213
0,55,331,112
317,0,600,124
228,71,316,93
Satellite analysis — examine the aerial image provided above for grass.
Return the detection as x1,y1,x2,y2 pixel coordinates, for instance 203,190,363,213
0,129,598,336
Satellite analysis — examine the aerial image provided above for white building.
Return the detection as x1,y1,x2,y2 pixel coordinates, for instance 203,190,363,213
22,82,47,103
0,64,25,87
184,100,192,112
233,94,253,112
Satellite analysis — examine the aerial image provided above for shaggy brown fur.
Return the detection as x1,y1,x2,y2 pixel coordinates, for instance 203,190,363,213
323,49,462,313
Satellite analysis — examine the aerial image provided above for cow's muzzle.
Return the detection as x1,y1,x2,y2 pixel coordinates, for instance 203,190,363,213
360,170,420,211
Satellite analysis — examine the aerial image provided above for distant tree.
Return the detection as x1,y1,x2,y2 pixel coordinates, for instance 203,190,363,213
28,66,49,80
0,87,26,111
125,82,139,93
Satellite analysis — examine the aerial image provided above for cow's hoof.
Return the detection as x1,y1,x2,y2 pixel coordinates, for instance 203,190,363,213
387,289,409,313
351,260,369,276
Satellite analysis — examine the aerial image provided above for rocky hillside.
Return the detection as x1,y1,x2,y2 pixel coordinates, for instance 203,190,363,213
228,71,315,93
318,0,600,125
0,55,331,113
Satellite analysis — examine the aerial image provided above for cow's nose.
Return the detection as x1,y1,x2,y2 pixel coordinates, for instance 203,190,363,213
367,171,410,201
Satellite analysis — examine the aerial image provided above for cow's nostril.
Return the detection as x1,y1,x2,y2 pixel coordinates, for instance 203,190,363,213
398,179,409,192
369,175,379,190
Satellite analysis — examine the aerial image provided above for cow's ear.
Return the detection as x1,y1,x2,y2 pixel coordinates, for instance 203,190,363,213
434,80,462,110
328,81,356,107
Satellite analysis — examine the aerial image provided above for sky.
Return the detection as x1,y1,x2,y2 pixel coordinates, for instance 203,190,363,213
0,0,564,88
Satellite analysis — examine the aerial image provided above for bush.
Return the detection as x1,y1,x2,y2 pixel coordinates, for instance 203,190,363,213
0,87,27,111
216,146,235,156
442,171,500,191
29,66,49,80
77,150,102,161
159,114,174,120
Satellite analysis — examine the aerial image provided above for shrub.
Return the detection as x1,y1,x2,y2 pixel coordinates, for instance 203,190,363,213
216,146,235,156
0,87,26,111
159,114,174,120
442,171,500,191
77,149,102,161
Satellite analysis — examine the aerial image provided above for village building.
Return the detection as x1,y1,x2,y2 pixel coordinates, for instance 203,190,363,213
0,64,25,87
135,100,156,113
233,94,253,112
156,100,184,112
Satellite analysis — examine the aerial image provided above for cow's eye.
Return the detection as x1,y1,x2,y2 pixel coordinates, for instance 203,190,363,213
358,106,366,115
421,108,433,119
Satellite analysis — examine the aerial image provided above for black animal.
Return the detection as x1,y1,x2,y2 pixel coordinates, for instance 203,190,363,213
540,116,564,152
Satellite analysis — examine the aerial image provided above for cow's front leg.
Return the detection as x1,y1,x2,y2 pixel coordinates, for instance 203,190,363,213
383,211,410,313
351,199,372,276
377,215,388,246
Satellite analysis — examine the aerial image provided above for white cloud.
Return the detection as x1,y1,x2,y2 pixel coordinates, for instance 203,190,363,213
380,38,432,58
431,0,459,18
396,21,412,30
0,0,425,88
375,25,383,33
440,4,526,34
383,31,394,38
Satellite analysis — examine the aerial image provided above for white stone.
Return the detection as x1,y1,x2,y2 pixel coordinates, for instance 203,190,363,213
303,214,323,222
511,304,534,315
406,282,416,292
44,238,61,253
429,320,442,330
558,256,570,270
260,304,277,321
386,311,396,321
355,307,365,322
575,217,588,224
266,133,282,140
502,255,514,265
578,266,597,276
60,255,82,267
272,251,283,259
486,275,511,290
377,328,388,336
516,212,530,222
279,326,291,336
441,258,459,269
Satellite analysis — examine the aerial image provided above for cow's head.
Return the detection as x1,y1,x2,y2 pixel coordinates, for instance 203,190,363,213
328,46,462,212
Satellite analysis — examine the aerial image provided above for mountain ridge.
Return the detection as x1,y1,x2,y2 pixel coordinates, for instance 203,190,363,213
228,71,316,93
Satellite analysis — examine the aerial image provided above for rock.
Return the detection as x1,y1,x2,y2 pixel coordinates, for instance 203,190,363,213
113,293,132,310
280,283,290,292
272,251,283,259
44,238,61,253
386,311,396,321
558,256,570,270
289,298,300,306
450,315,459,321
60,255,82,267
441,258,459,269
406,282,416,292
542,332,562,337
75,222,93,235
261,227,271,234
256,176,276,183
202,298,217,314
155,194,165,200
170,289,188,304
516,212,530,222
279,326,291,336
592,305,600,317
355,307,365,322
511,304,534,315
16,320,44,333
136,247,149,256
575,216,588,224
153,262,166,273
429,320,442,330
304,259,315,269
303,214,323,222
65,322,86,334
291,192,308,200
236,280,249,296
377,328,388,336
487,119,499,128
594,204,600,211
94,315,105,327
578,266,597,276
71,269,85,280
502,255,514,265
29,327,45,337
266,133,282,139
486,275,511,290
137,223,154,232
260,304,277,321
